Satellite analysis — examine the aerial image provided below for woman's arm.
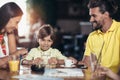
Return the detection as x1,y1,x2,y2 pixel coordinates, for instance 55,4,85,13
100,66,120,80
0,56,11,68
0,48,28,68
7,32,17,54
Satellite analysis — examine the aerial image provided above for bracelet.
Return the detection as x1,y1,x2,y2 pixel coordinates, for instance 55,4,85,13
7,31,14,35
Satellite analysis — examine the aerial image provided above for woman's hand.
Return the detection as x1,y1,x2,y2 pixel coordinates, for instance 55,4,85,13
98,66,120,80
12,48,28,57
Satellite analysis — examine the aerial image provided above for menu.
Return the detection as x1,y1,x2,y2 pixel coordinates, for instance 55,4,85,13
44,68,84,77
12,74,63,80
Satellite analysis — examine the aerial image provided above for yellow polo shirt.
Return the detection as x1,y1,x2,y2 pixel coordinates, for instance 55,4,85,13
84,20,120,73
24,47,67,64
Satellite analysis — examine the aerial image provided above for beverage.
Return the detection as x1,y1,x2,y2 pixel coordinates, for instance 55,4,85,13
9,60,20,72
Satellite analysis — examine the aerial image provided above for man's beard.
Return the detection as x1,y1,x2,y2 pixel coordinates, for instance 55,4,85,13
92,21,102,31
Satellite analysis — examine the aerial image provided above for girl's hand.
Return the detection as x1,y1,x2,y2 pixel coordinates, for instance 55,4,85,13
33,58,43,65
48,57,58,64
68,57,77,64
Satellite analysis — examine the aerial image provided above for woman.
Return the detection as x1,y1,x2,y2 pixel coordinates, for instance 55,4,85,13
0,2,28,68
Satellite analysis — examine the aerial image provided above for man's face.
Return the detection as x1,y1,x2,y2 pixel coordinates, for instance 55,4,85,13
38,35,53,51
89,7,105,30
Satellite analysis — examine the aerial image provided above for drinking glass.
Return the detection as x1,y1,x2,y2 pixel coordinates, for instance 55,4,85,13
90,53,97,72
41,52,51,68
90,53,102,80
8,55,20,72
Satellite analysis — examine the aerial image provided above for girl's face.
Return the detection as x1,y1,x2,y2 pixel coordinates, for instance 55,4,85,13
38,35,53,51
5,16,22,33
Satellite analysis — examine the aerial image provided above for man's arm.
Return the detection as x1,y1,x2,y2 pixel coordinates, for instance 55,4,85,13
78,55,91,68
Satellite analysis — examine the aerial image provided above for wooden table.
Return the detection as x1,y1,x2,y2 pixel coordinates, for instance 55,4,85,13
0,65,92,80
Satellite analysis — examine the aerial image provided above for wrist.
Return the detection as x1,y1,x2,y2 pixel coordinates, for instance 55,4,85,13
7,31,14,35
8,55,14,60
22,60,31,65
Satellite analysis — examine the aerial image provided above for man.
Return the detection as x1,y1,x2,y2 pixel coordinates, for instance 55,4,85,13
80,0,120,77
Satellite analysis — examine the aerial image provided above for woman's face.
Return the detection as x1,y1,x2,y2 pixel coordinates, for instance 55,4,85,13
38,35,53,51
5,16,22,33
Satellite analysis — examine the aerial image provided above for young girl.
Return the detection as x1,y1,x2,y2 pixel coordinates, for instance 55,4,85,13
22,24,77,67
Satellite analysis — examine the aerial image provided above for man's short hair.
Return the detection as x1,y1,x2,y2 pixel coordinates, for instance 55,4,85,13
88,0,118,17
